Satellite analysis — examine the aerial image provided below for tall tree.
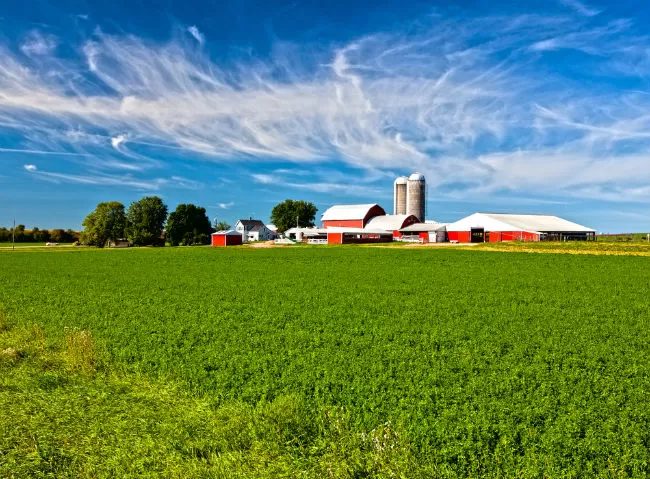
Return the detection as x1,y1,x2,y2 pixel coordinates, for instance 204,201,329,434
81,201,126,247
270,200,317,233
166,204,212,246
126,196,168,246
14,224,26,242
213,220,231,231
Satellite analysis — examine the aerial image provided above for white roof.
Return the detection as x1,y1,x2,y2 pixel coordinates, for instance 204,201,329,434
285,227,328,236
326,226,393,235
400,222,446,232
365,215,415,231
447,213,594,233
394,176,408,185
321,204,382,221
211,230,241,236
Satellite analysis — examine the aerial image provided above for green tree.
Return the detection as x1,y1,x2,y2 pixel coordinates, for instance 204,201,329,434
81,201,126,247
32,228,51,243
126,196,168,246
49,229,66,243
14,224,26,242
166,204,212,246
65,229,80,243
270,200,317,233
213,220,231,231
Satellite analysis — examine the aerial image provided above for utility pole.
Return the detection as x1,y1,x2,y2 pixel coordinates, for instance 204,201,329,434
12,218,15,251
296,214,299,228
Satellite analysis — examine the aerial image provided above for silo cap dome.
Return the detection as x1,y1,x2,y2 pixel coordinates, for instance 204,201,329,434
394,176,408,185
409,172,425,181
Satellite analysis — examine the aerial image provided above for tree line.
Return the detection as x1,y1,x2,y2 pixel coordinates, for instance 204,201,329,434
0,225,79,243
80,197,220,247
82,197,318,247
3,197,318,247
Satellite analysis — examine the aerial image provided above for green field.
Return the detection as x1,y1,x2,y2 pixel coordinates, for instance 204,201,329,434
1,247,649,477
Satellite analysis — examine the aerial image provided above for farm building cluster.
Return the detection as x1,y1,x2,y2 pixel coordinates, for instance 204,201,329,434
211,173,595,246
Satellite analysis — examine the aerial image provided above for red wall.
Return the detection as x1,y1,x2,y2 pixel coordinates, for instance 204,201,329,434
448,230,540,243
363,205,387,226
419,232,429,243
488,231,539,242
402,215,419,229
322,219,364,228
327,232,344,244
211,235,224,246
447,231,471,243
211,234,242,247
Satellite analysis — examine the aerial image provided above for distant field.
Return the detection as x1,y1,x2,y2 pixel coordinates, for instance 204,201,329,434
470,240,650,256
1,246,649,477
597,233,650,242
0,242,74,248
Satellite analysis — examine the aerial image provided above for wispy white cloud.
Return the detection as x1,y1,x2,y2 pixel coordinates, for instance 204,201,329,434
20,31,58,56
25,167,201,191
0,10,649,200
218,202,234,209
0,147,89,156
111,134,127,149
187,25,204,45
558,0,601,17
252,172,384,197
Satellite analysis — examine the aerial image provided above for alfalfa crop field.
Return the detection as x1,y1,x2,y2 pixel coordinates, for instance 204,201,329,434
1,246,648,478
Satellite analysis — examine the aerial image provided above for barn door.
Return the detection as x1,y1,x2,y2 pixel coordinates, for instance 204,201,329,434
470,228,485,243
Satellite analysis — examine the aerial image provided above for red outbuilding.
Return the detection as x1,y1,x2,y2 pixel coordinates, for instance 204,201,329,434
321,204,386,228
211,230,243,247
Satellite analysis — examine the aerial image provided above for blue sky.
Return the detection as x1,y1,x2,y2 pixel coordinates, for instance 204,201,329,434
1,0,649,232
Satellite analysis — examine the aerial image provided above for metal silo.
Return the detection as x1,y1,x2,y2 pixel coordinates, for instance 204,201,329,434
406,172,425,222
393,176,408,215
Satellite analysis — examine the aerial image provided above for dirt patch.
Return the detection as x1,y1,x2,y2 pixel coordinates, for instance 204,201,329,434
249,241,283,248
403,242,480,248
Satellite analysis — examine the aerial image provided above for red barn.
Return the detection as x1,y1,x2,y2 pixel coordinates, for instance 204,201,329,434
446,213,595,243
211,230,243,247
321,204,386,229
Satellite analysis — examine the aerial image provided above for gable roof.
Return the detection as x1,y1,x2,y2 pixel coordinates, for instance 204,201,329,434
365,214,419,231
447,213,594,233
400,222,447,232
321,204,385,221
211,230,241,236
237,219,265,229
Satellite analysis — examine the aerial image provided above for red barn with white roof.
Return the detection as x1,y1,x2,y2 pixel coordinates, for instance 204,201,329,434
446,213,595,243
321,204,386,228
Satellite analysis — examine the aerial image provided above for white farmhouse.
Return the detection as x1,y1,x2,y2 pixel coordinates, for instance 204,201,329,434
235,219,277,242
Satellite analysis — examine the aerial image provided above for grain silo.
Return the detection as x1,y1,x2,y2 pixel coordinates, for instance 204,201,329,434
393,176,408,215
406,172,426,222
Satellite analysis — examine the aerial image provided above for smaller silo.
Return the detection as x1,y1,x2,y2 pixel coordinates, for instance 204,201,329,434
393,176,408,215
406,172,426,222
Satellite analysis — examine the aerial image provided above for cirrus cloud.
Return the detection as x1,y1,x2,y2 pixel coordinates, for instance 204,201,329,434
1,6,650,201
